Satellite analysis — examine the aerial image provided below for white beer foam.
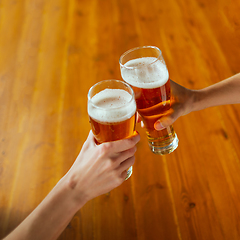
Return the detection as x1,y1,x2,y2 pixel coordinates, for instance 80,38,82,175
121,57,169,89
88,89,136,123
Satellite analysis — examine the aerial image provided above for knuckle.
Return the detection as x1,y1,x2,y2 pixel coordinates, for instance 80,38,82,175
110,171,122,186
99,142,113,154
103,159,113,171
115,176,124,186
128,155,136,165
126,146,137,158
131,145,137,154
125,138,136,148
103,156,117,172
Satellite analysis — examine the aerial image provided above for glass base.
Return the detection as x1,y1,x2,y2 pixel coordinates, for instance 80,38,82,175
148,134,179,155
125,166,132,180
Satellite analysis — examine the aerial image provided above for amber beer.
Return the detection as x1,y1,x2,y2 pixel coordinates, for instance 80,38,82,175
87,80,137,179
88,81,136,143
120,46,179,155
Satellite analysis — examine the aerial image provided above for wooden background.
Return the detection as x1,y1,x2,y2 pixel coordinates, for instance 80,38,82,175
1,0,240,239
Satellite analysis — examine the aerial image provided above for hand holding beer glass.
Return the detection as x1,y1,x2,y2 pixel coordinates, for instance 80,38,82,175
87,80,137,180
119,46,179,155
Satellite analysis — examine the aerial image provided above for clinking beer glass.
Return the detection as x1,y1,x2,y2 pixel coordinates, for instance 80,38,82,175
119,46,179,155
87,79,137,180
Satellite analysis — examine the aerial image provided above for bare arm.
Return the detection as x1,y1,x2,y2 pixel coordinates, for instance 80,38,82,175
192,73,240,111
4,131,140,240
154,73,240,130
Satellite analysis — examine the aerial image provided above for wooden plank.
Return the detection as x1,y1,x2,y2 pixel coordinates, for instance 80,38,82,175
1,0,240,239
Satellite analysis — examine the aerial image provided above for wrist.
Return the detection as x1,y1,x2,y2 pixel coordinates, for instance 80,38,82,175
190,89,204,113
180,88,199,116
59,173,89,210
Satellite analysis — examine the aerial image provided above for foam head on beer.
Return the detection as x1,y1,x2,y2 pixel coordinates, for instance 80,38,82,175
88,88,136,123
120,57,169,89
119,48,179,155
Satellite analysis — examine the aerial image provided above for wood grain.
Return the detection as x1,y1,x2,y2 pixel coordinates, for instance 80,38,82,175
1,0,240,239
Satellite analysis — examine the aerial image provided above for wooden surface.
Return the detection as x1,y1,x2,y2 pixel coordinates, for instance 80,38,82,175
1,0,240,239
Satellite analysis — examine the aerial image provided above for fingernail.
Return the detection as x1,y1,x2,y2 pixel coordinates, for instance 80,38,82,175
154,121,165,130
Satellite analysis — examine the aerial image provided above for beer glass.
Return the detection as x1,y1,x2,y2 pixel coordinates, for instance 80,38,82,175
87,79,137,180
119,46,179,155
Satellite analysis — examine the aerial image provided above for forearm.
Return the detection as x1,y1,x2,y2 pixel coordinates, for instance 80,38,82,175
192,73,240,112
3,131,140,240
4,176,86,240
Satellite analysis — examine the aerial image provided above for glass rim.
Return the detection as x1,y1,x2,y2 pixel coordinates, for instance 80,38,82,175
87,79,136,111
119,45,162,69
